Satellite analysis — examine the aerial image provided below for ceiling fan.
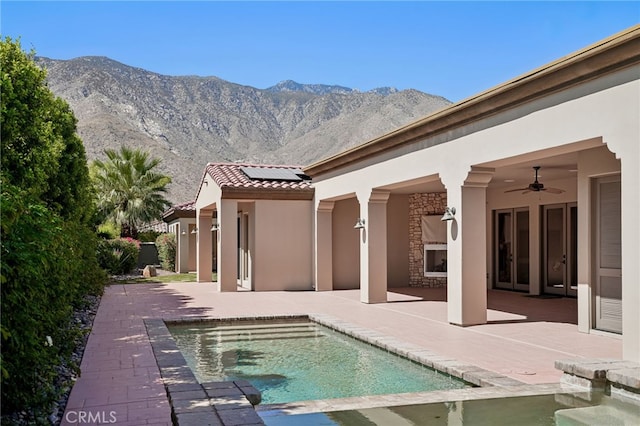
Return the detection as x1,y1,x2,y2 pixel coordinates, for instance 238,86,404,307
504,166,565,194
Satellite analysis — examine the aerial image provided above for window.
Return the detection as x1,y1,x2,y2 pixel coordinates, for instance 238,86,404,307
424,244,447,277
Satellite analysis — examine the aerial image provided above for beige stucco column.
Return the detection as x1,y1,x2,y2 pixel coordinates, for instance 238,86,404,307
621,155,640,362
442,167,493,326
218,199,238,292
196,210,213,282
315,200,334,291
358,190,390,304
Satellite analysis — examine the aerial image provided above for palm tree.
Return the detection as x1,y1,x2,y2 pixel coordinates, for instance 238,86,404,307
92,146,172,238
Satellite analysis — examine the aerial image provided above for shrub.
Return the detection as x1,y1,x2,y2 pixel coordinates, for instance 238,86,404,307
137,229,161,242
156,233,176,272
1,185,106,416
1,38,106,418
96,238,141,275
97,221,119,240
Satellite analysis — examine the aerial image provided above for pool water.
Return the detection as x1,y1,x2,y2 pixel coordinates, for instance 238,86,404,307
260,393,640,425
169,321,469,404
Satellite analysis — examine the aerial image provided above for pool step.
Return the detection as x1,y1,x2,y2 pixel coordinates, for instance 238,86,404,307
212,325,316,336
201,323,327,344
213,330,326,344
208,322,313,333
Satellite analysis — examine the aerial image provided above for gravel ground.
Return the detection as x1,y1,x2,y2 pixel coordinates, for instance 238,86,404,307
1,293,101,426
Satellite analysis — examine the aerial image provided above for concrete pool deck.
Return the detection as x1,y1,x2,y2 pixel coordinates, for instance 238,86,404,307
61,282,623,425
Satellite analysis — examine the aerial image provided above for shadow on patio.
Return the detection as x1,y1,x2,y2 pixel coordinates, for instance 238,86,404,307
388,287,577,325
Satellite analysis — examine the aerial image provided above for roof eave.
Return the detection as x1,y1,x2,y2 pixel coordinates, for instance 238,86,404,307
162,209,196,223
304,25,640,177
221,187,315,200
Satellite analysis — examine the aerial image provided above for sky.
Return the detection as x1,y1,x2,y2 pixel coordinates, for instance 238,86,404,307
2,1,638,102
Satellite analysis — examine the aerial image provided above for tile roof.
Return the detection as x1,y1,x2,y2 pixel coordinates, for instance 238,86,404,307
205,163,313,191
162,200,196,221
171,200,196,212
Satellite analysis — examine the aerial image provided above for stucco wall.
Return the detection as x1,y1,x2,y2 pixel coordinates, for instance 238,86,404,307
252,200,313,291
387,194,410,288
332,197,360,289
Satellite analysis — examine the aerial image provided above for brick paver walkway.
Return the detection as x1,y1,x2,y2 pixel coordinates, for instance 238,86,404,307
61,282,623,425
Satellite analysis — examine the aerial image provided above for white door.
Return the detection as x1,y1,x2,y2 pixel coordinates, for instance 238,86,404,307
595,176,622,333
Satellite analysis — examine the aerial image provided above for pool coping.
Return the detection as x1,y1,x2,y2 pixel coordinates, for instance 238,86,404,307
145,313,583,425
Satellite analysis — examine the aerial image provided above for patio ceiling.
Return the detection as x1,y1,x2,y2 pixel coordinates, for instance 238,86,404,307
481,151,579,191
374,151,580,195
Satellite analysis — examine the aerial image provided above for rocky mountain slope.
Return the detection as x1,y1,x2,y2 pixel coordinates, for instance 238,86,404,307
38,56,452,203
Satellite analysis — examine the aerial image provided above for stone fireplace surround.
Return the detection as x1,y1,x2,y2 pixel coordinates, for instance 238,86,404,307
408,193,447,288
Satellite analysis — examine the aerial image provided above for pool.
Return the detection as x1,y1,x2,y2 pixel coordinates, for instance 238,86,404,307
168,320,470,404
259,392,640,425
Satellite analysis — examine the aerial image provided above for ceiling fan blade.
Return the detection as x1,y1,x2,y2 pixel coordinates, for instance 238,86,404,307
521,190,531,195
543,187,565,194
504,187,528,193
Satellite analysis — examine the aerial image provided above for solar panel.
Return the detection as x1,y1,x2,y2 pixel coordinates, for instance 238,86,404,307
240,167,303,181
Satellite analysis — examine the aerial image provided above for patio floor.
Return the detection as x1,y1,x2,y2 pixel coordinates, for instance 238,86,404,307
61,283,622,425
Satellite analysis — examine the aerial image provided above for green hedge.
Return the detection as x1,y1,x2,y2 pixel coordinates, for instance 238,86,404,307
156,233,176,272
1,37,107,420
96,238,141,275
1,185,107,416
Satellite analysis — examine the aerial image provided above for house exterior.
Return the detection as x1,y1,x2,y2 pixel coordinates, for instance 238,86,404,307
162,200,196,273
192,163,314,291
173,25,639,362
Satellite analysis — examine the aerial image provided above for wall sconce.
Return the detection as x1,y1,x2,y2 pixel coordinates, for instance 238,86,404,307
211,223,219,231
191,227,198,234
354,218,366,230
441,207,456,221
181,229,187,236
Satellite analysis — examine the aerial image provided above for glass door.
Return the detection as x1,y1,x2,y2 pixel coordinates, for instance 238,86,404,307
494,208,529,291
514,209,530,291
237,213,251,290
495,210,513,289
543,204,577,296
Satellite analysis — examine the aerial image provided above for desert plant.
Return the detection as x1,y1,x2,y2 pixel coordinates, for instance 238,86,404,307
96,238,140,275
91,146,172,238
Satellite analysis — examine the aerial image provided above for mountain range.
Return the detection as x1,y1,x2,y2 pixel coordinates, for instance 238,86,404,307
38,56,452,203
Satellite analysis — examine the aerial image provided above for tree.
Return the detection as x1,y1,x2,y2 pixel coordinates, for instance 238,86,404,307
1,38,93,223
1,37,106,418
92,146,172,238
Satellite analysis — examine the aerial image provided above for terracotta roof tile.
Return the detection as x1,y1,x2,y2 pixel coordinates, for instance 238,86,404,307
173,200,196,212
162,200,196,221
205,163,312,191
